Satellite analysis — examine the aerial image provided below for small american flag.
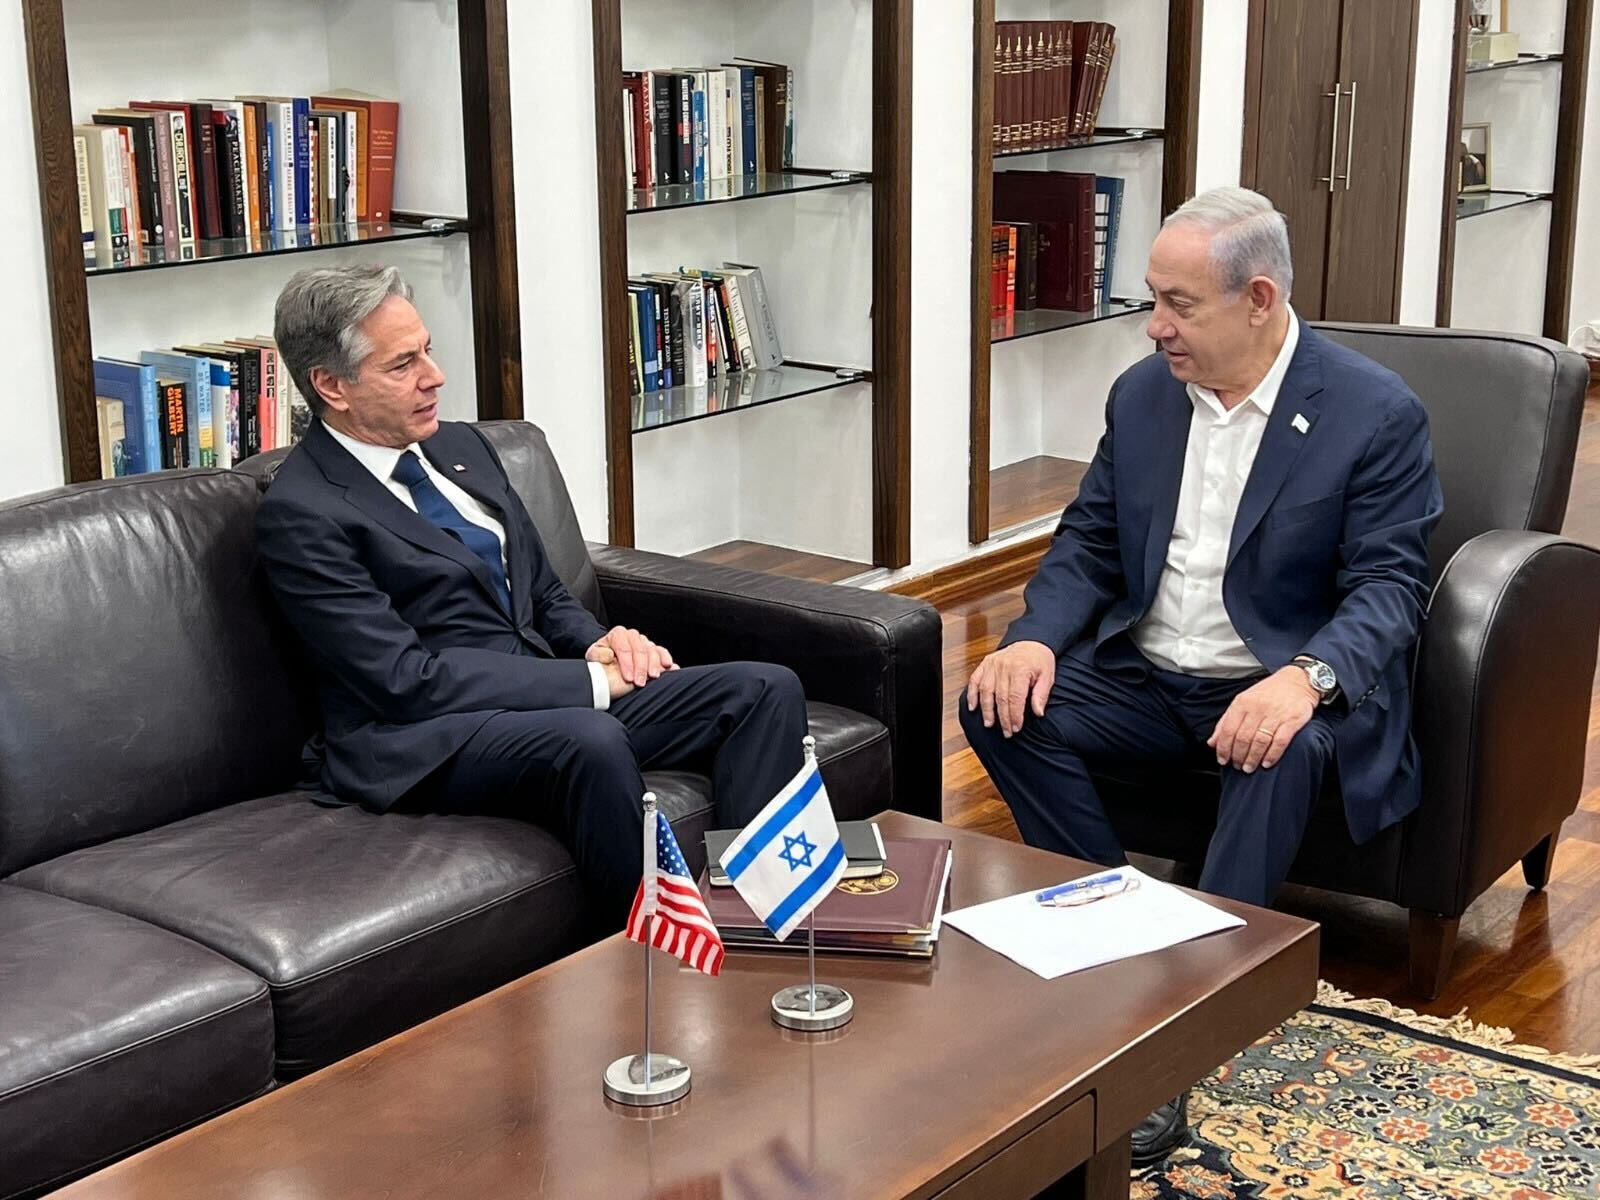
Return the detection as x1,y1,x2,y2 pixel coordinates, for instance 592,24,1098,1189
626,807,724,977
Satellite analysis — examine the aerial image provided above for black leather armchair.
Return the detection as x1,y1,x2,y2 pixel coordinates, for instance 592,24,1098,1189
1091,325,1600,998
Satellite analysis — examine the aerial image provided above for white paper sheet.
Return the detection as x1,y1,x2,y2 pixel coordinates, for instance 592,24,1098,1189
942,866,1246,979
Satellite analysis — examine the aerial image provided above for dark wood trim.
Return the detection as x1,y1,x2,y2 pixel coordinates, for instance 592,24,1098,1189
873,0,914,569
1162,0,1204,216
1240,0,1269,191
590,0,634,546
22,0,97,484
1545,0,1594,341
1392,0,1423,324
969,0,996,547
1436,0,1471,325
885,532,1049,608
459,0,523,421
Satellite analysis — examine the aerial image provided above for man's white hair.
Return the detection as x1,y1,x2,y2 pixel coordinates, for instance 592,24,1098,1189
1163,186,1294,302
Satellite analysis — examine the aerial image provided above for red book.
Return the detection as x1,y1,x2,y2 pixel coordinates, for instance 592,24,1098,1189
994,170,1096,310
313,91,399,223
991,224,1010,318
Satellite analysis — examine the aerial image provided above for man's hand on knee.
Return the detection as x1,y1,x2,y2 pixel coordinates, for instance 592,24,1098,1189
587,626,676,687
966,641,1056,738
1207,667,1319,773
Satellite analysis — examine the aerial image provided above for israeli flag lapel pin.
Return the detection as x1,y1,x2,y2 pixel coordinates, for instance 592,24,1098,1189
1291,413,1311,435
452,464,467,472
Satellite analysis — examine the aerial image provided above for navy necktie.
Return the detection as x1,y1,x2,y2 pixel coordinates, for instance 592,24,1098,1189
392,450,512,614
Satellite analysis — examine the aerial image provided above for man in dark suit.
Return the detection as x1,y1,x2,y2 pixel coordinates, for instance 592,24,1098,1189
960,187,1443,1161
257,265,808,924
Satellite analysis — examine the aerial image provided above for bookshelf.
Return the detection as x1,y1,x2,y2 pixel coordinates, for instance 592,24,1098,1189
22,0,524,484
969,0,1200,544
590,0,912,575
1436,0,1592,339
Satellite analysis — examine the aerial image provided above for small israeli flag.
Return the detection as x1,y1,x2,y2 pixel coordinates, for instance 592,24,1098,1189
718,753,846,942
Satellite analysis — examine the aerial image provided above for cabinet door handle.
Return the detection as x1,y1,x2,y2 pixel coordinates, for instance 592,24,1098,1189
1319,86,1343,193
1343,80,1358,190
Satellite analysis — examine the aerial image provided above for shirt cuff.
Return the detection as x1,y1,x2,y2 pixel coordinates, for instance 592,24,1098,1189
587,661,610,711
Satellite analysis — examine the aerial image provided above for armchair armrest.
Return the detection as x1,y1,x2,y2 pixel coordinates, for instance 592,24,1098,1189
1404,530,1600,914
589,545,943,820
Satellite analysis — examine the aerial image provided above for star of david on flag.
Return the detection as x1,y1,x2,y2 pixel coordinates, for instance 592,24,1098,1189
626,806,724,977
717,753,846,942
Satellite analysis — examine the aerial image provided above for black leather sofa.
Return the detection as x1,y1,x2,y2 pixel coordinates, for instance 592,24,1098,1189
0,421,941,1198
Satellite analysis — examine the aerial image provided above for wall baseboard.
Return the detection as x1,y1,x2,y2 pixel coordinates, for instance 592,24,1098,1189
885,534,1050,608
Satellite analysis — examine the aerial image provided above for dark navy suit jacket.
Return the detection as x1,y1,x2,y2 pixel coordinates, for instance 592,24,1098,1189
256,419,608,810
1002,325,1444,843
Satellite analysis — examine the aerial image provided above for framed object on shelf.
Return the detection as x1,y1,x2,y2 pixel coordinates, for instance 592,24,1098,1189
21,0,524,484
1458,122,1493,192
589,0,912,570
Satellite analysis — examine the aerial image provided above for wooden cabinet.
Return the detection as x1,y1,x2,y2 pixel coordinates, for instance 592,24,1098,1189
1244,0,1420,323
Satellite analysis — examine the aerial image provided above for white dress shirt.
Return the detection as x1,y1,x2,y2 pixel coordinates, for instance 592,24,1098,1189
324,423,611,709
1132,311,1301,678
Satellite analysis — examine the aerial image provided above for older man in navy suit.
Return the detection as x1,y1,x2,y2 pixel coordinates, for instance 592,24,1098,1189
960,187,1442,1161
256,265,807,925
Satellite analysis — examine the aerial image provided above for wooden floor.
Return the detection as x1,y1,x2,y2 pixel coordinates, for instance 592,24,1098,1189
686,540,869,583
990,454,1090,533
941,388,1600,1054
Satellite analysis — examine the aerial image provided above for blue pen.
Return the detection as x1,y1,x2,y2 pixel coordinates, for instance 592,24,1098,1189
1035,871,1125,905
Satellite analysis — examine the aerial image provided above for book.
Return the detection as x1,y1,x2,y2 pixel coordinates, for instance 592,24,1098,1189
73,125,126,263
719,262,783,368
92,358,156,473
311,91,395,222
72,133,94,260
649,72,676,188
1011,220,1039,310
705,820,886,886
990,224,1011,318
92,110,162,245
129,103,201,241
994,170,1097,310
140,351,215,468
95,398,127,478
155,377,188,469
674,73,693,185
704,837,953,957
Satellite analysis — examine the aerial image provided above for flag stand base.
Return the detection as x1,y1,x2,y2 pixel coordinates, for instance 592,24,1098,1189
602,1053,692,1106
770,984,853,1032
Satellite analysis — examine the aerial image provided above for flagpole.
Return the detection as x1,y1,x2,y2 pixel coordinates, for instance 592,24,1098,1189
770,737,854,1032
603,792,691,1106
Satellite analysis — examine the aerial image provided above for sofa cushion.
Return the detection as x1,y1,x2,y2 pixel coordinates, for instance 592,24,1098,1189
0,471,308,877
0,885,273,1199
10,793,586,1080
647,701,891,879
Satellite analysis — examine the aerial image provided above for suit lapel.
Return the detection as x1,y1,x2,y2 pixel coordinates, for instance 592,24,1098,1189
1226,328,1326,568
420,431,534,626
1139,381,1196,606
304,422,511,618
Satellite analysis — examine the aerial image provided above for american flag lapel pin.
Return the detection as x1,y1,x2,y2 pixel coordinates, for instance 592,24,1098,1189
1291,413,1310,435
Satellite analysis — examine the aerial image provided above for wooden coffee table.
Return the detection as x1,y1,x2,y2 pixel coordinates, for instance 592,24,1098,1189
53,813,1318,1199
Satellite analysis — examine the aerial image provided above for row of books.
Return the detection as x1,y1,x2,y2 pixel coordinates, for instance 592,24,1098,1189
627,262,783,395
992,171,1124,317
622,60,794,190
73,90,399,265
993,21,1118,153
91,340,311,479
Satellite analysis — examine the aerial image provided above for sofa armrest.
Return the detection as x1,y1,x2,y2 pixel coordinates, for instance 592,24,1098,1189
1404,530,1600,914
589,545,944,820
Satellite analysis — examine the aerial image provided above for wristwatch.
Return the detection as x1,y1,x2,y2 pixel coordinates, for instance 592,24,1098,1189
1292,656,1339,705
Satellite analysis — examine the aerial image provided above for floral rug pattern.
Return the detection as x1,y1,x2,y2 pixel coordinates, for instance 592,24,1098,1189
1134,984,1600,1200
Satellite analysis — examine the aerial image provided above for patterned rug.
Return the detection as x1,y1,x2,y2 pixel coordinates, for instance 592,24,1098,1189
1135,983,1600,1200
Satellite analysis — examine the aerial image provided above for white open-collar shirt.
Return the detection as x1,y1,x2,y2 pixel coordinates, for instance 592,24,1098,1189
1131,310,1300,678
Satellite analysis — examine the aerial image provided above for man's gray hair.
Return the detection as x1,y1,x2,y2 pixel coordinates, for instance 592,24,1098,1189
1164,187,1294,303
274,265,413,417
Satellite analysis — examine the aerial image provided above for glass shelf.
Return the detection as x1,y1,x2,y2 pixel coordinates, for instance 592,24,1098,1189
631,362,867,433
627,170,871,215
1456,190,1553,220
85,221,466,276
995,127,1164,161
992,297,1154,344
1466,52,1562,74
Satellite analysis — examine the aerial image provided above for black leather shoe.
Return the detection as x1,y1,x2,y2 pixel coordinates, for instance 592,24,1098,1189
1130,1090,1190,1167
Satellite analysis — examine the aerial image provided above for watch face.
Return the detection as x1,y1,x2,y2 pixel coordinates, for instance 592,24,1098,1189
1311,663,1336,691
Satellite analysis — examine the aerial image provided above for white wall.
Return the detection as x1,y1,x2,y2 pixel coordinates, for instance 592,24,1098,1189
1,1,65,499
1193,0,1246,192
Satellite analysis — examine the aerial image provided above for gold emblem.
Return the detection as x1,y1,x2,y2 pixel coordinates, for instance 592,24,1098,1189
836,868,898,896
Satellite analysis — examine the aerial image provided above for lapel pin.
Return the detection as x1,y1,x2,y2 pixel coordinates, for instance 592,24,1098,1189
452,464,467,472
1291,413,1310,435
